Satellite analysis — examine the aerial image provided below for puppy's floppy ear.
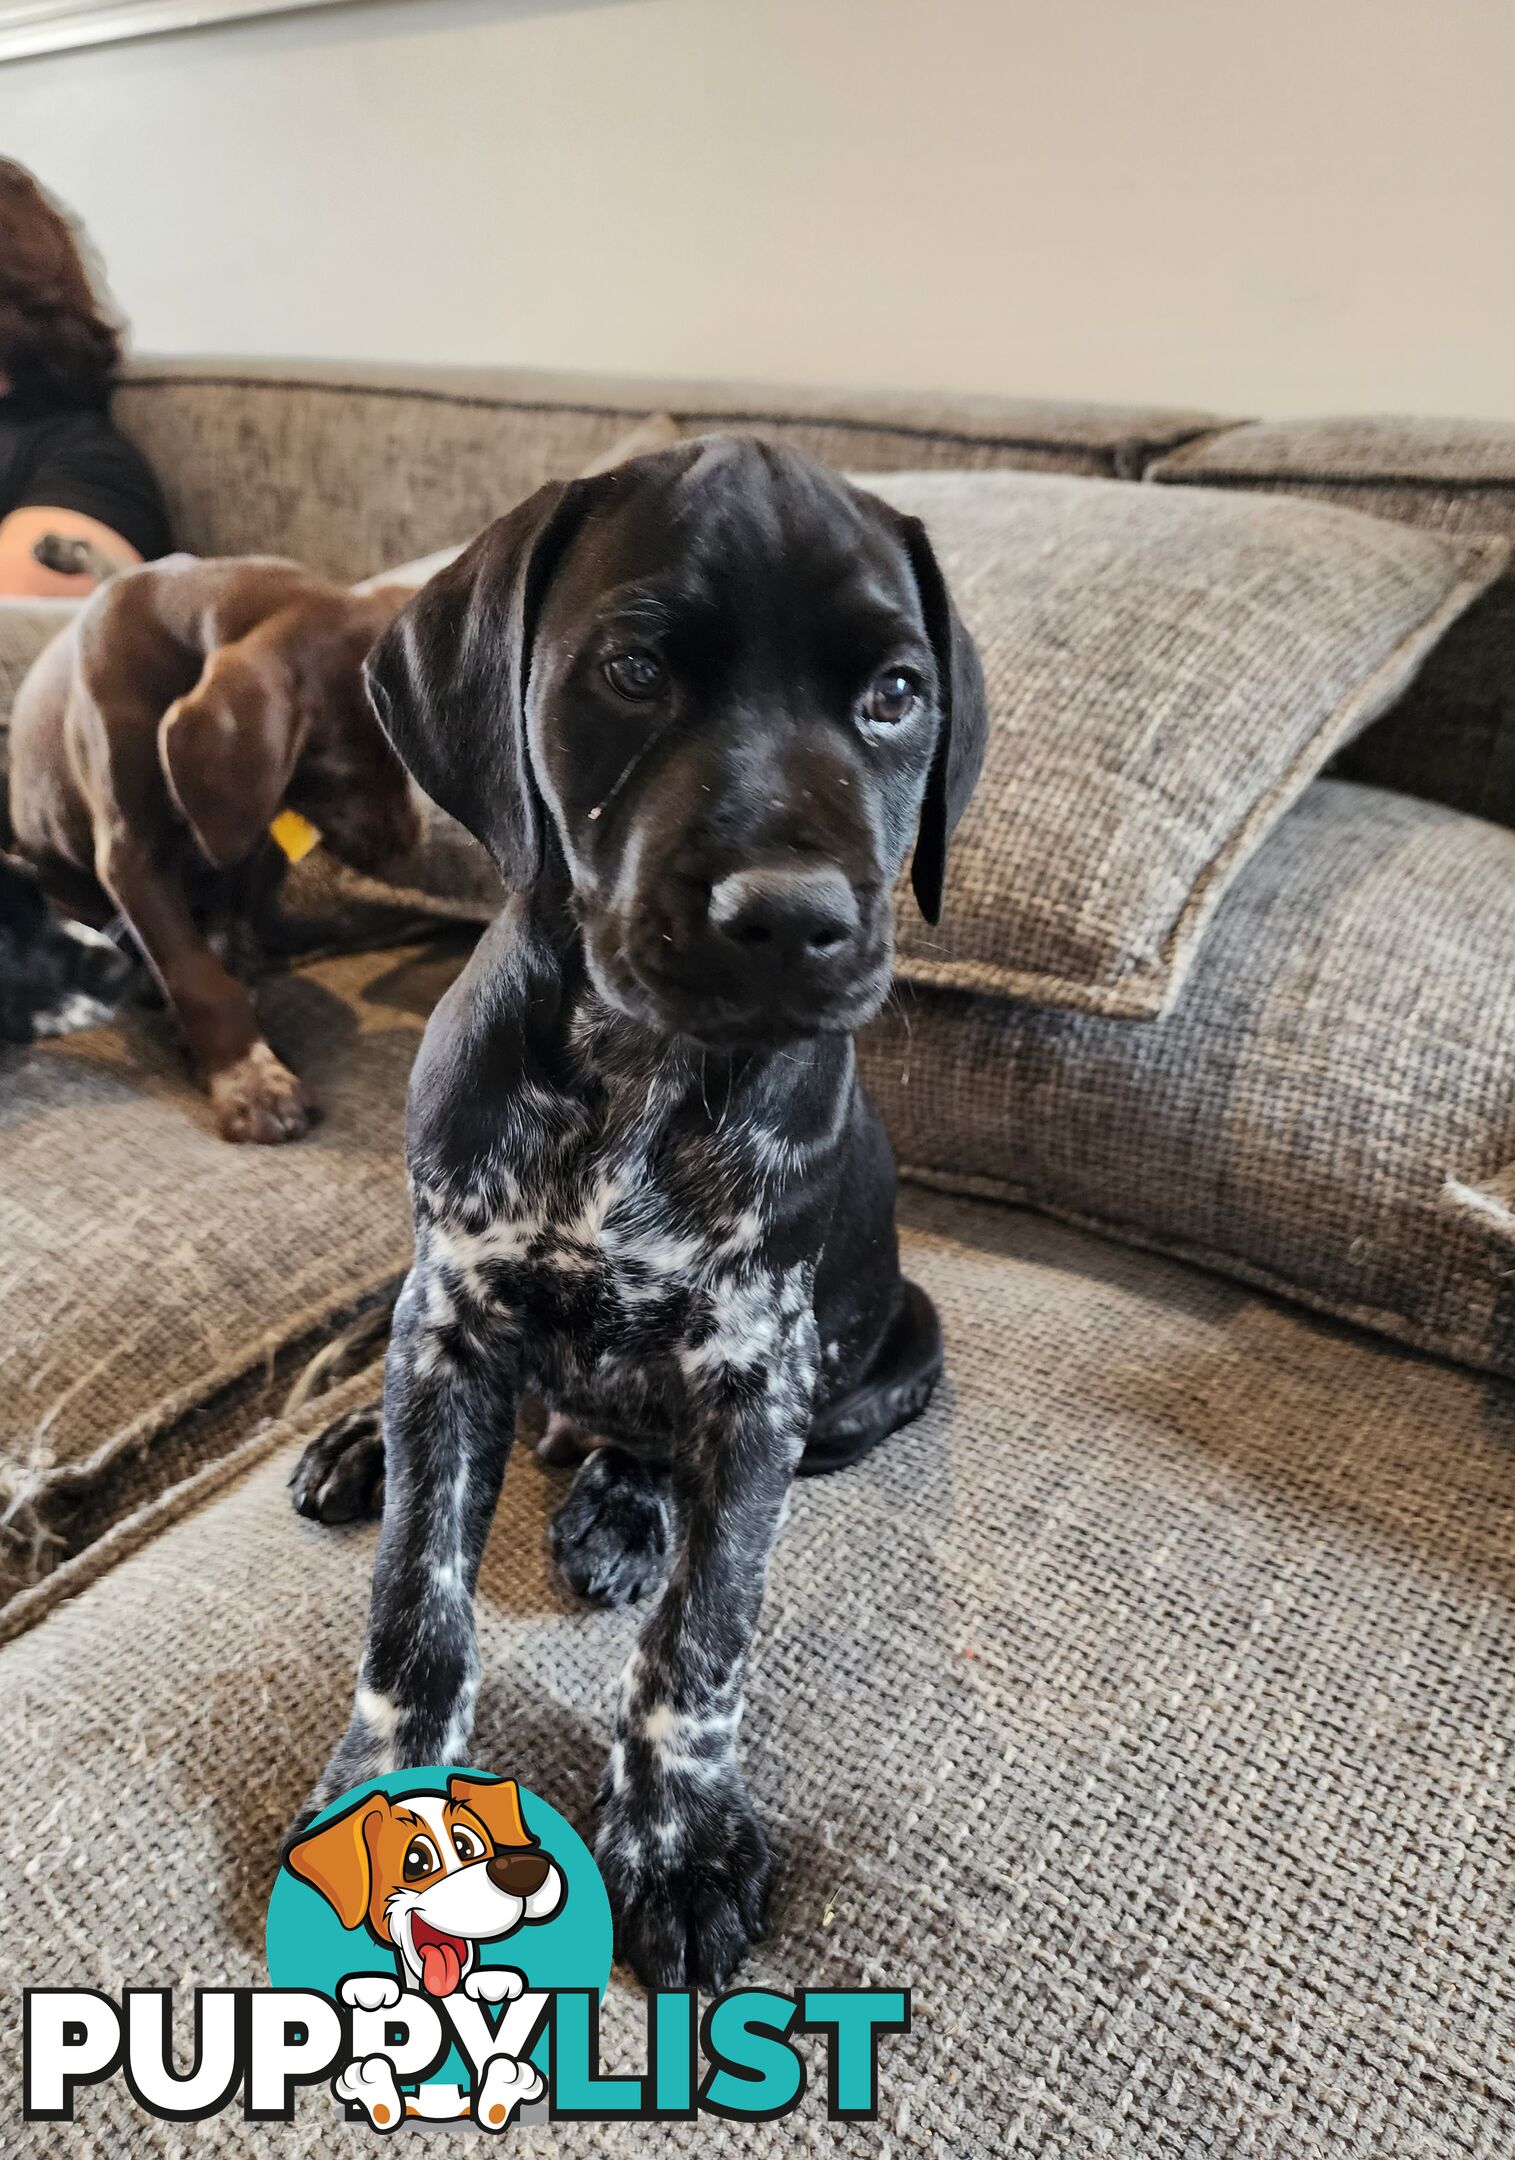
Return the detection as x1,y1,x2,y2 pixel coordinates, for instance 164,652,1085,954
898,514,989,925
363,478,605,882
447,1774,533,1849
158,643,308,869
285,1793,388,1930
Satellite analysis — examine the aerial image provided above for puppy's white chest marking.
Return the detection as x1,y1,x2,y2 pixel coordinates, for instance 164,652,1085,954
412,1133,815,1437
405,1006,829,1438
422,1162,739,1300
416,1090,775,1314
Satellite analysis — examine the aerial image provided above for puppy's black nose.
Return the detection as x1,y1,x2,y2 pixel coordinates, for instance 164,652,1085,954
487,1850,552,1897
708,867,859,963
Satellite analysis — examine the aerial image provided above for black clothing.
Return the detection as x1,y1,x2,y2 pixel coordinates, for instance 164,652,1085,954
0,396,172,560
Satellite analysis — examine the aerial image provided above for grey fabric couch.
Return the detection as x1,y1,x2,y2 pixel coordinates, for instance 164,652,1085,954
2,362,1512,2157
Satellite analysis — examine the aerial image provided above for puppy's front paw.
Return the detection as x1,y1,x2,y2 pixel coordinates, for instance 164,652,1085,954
334,2053,405,2131
597,1766,772,1990
464,1965,526,2005
210,1041,309,1144
339,1974,402,2012
290,1405,385,1523
549,1447,668,1608
475,2052,544,2130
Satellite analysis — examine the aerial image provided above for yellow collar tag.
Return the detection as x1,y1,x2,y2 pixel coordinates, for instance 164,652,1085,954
269,809,323,863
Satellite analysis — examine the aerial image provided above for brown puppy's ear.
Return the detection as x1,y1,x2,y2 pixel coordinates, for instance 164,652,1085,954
897,515,989,926
447,1774,532,1849
363,477,607,884
158,644,307,868
285,1794,388,1929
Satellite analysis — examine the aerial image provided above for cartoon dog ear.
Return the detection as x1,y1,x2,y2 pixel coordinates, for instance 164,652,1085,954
363,477,608,886
285,1794,388,1929
158,642,309,869
447,1775,532,1849
896,514,989,926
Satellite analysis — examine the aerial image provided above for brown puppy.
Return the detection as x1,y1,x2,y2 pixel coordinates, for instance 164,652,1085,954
7,555,419,1140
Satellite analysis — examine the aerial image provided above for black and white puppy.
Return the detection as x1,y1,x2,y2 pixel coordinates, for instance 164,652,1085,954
0,850,131,1045
290,437,987,1988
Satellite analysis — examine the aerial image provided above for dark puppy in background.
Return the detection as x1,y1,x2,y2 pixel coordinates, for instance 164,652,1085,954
291,438,986,1987
0,848,130,1045
7,557,418,1141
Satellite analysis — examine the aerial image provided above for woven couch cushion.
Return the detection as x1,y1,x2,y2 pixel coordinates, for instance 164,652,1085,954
0,937,466,1616
0,596,75,724
1150,416,1515,830
116,357,1222,580
2,1191,1511,2152
865,469,1505,1018
1445,1160,1515,1248
351,410,685,594
860,777,1515,1378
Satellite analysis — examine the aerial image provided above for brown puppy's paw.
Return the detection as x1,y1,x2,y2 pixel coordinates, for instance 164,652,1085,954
209,1041,310,1144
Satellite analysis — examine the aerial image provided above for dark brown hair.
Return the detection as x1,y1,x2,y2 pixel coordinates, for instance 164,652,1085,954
0,158,121,410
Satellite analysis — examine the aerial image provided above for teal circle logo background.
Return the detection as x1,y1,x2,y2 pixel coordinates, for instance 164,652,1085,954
266,1767,612,2085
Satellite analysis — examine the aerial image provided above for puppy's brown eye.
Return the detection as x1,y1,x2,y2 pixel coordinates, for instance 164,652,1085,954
603,651,666,701
864,670,920,726
403,1835,440,1880
450,1827,484,1863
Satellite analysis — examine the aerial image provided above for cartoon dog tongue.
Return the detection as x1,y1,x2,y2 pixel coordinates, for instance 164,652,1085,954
414,1925,464,1996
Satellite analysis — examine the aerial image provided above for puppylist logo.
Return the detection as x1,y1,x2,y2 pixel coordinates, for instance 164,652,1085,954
274,1770,579,2127
24,1768,910,2132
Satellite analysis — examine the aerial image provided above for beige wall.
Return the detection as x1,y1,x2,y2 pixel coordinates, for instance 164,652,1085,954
2,0,1511,419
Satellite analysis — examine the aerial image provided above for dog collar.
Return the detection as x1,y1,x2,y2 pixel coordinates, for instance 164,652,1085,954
269,809,323,863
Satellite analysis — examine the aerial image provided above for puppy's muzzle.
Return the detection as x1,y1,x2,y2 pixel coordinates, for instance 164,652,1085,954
613,852,888,1046
708,865,861,969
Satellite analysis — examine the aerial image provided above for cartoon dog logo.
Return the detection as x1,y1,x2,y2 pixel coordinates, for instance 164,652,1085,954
286,1773,564,2128
288,1773,564,1997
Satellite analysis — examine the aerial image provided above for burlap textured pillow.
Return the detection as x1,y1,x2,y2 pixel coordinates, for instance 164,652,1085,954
0,597,76,725
352,412,684,594
861,470,1507,1018
858,778,1515,1380
1443,1163,1515,1249
1148,414,1515,834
